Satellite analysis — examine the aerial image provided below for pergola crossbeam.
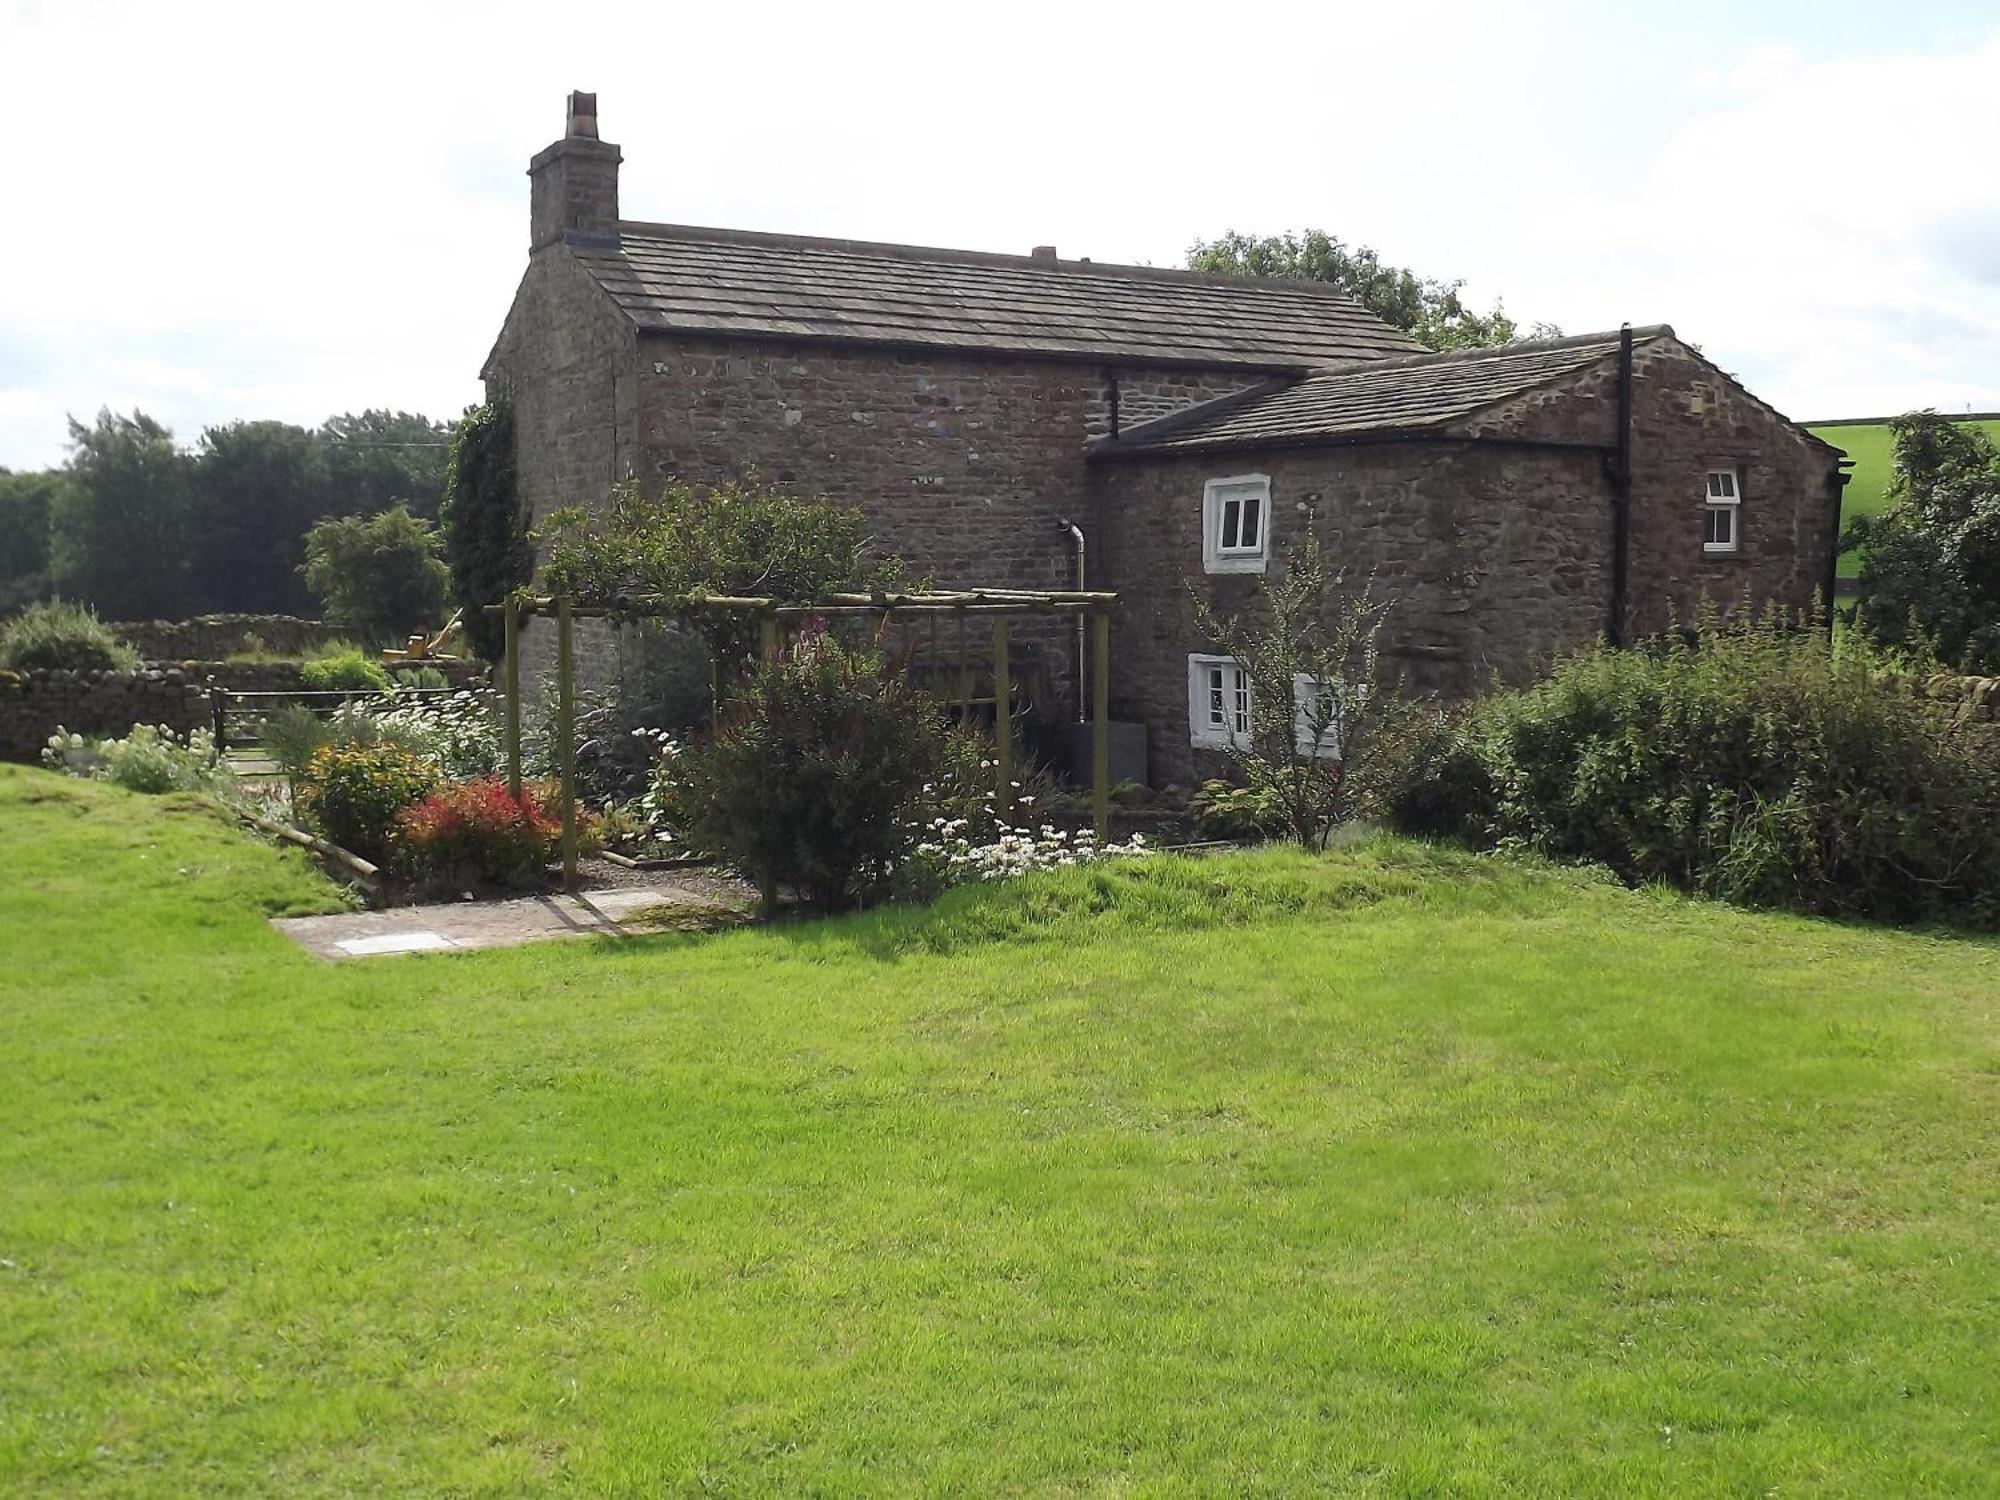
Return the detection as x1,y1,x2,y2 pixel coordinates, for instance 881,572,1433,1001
495,583,1122,889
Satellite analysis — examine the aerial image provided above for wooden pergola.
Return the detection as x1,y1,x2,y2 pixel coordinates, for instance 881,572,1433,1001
493,587,1122,889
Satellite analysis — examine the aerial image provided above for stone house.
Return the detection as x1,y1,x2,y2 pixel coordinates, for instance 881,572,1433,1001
485,95,1846,785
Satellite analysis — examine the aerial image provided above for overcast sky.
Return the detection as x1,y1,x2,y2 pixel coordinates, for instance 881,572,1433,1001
2,0,1997,469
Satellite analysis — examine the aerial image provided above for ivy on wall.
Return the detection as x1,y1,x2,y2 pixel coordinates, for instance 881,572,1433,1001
440,398,528,661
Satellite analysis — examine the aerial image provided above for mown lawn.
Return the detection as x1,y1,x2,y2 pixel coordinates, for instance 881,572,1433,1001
1,764,1995,1496
1809,417,2000,579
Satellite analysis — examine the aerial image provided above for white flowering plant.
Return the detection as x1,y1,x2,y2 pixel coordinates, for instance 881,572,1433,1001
371,691,504,780
43,723,227,796
897,814,1149,898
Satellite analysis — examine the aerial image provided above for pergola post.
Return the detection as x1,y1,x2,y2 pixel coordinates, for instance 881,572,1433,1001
1092,610,1110,845
758,612,781,660
556,596,578,892
503,597,522,801
992,617,1012,819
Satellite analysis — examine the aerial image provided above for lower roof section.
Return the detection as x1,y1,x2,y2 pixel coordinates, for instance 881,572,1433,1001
1091,328,1669,458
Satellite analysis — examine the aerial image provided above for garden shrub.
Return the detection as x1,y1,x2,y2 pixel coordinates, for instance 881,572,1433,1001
294,742,439,860
300,647,391,694
1189,779,1285,842
396,777,559,885
372,691,502,779
43,723,221,795
1355,703,1496,839
669,630,947,911
1376,611,2000,927
0,599,139,672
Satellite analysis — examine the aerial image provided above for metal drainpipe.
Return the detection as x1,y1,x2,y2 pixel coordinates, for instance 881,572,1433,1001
1609,323,1635,647
1058,518,1087,721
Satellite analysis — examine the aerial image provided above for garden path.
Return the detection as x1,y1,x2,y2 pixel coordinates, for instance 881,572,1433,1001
274,867,753,959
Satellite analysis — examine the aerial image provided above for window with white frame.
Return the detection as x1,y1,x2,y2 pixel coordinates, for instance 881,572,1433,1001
1704,468,1740,553
1202,474,1271,574
1188,654,1251,748
1292,673,1348,761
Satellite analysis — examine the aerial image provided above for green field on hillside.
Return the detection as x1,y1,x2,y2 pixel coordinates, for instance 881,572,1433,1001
1809,417,2000,579
2,765,1996,1495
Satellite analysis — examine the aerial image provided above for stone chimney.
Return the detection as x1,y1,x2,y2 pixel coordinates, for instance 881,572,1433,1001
528,91,622,249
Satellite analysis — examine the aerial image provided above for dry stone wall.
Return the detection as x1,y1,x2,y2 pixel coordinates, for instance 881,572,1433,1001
0,668,208,763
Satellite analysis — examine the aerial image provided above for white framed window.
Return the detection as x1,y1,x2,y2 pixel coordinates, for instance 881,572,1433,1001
1704,468,1740,553
1188,654,1251,749
1202,474,1271,574
1292,673,1351,761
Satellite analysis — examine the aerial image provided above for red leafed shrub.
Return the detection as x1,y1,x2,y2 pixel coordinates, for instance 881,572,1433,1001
396,777,561,884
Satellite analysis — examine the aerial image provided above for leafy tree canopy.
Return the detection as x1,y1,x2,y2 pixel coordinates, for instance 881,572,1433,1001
0,467,68,613
537,475,906,667
188,420,334,616
1845,411,2000,673
1187,229,1557,352
52,409,191,620
301,504,450,646
318,410,452,521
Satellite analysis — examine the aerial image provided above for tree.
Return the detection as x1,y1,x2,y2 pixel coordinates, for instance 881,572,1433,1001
0,468,66,614
51,409,192,620
319,410,452,521
439,399,529,661
537,475,905,673
301,504,450,645
1187,230,1556,352
1845,411,2000,673
1190,529,1394,850
186,420,335,615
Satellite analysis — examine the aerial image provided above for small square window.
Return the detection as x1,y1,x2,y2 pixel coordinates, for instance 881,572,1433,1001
1703,468,1740,554
1188,654,1251,748
1203,475,1271,574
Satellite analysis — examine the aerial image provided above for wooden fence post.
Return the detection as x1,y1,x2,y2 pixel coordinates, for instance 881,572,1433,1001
1092,610,1111,846
504,598,522,801
992,618,1012,819
556,597,578,892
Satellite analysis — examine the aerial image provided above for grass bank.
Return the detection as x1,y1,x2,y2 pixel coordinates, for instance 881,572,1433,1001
1,765,1994,1494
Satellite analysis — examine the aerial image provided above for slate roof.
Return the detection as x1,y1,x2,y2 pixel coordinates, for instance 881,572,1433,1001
566,222,1426,369
1095,328,1669,456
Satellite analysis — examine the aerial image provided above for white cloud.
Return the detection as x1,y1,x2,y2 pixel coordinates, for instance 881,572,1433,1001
0,1,1996,467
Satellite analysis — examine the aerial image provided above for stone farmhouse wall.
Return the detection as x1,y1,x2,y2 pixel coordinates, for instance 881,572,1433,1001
487,278,1262,721
1103,342,1844,786
0,668,208,764
1468,334,1843,637
1092,442,1613,786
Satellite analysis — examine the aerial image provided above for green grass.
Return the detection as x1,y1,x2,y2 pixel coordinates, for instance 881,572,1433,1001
2,764,1996,1496
1809,418,2000,579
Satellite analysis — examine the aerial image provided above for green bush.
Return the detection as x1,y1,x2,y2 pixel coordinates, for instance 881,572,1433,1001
43,723,222,795
670,630,947,911
294,742,440,860
0,599,139,672
300,647,391,693
1189,779,1284,842
1376,612,2000,927
1356,703,1496,839
300,504,449,645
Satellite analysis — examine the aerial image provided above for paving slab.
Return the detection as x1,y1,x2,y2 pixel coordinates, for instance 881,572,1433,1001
275,873,753,959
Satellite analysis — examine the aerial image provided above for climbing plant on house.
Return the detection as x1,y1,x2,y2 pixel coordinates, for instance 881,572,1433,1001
440,397,529,661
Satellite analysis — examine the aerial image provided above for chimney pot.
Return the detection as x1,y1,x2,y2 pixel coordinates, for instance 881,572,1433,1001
567,91,599,139
1030,245,1057,261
